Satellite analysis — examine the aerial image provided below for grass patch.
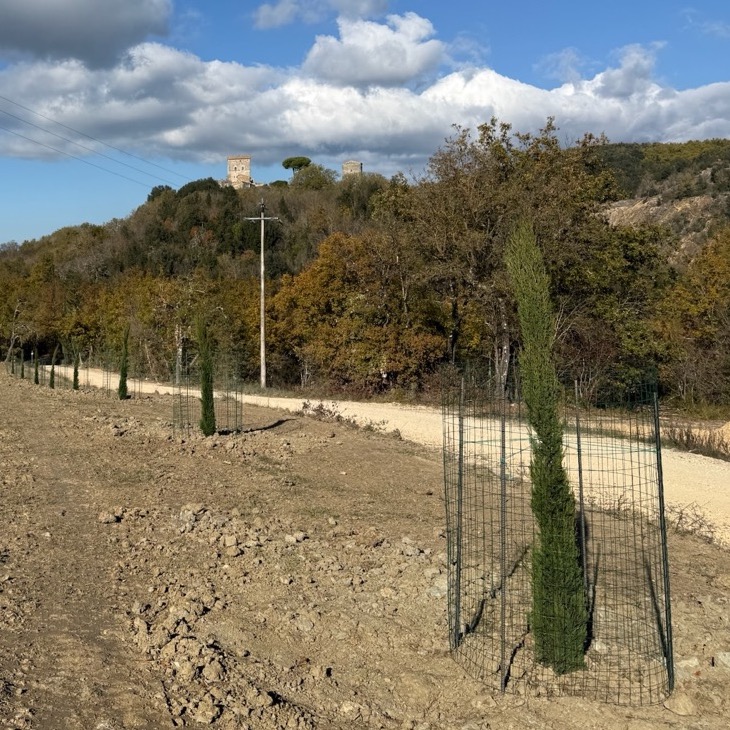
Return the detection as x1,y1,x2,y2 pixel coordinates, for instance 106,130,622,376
662,421,730,461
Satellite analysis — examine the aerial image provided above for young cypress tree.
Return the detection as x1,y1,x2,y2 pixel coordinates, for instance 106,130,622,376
197,318,216,437
49,345,59,389
73,351,80,390
118,327,129,400
33,349,39,385
20,353,24,379
505,219,586,675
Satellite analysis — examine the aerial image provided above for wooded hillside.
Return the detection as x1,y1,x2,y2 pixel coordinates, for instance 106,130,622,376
2,120,730,407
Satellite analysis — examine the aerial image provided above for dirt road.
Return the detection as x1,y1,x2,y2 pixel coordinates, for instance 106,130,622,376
61,365,730,547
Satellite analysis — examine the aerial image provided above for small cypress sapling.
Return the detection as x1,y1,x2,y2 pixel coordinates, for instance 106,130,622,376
33,349,39,385
49,345,59,389
73,352,80,390
197,318,216,437
505,219,587,675
20,355,24,379
118,327,129,400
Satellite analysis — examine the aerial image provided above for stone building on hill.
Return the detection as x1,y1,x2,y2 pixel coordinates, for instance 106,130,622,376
226,155,365,187
342,160,363,176
227,155,252,189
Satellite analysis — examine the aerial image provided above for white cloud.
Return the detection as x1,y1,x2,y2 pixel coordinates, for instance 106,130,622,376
588,44,664,99
303,13,445,86
0,19,729,181
537,47,589,85
254,0,387,29
254,0,309,29
701,20,730,39
329,0,388,18
683,9,730,40
0,0,171,68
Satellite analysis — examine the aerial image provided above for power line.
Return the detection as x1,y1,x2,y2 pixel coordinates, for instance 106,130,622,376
0,107,181,187
0,122,156,189
0,92,193,183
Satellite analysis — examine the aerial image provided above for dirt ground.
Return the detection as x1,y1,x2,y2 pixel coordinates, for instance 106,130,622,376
1,373,730,729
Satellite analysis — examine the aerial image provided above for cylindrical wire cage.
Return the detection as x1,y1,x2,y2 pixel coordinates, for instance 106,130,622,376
172,346,243,437
442,366,673,704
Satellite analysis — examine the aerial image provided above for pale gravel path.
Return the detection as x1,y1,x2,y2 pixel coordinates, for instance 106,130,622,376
59,365,730,547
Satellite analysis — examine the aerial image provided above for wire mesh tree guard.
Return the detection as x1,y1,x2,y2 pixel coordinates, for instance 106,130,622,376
172,348,243,437
441,367,673,704
4,340,244,437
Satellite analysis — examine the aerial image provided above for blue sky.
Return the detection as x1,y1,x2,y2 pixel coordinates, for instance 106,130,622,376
1,0,729,244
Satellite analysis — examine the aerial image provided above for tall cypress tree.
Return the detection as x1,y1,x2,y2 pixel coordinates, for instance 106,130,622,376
197,318,216,437
505,219,586,674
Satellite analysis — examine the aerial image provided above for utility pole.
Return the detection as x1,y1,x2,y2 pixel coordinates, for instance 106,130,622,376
245,199,279,388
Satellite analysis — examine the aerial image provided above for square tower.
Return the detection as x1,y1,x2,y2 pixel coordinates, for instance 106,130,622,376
227,155,252,188
342,160,363,176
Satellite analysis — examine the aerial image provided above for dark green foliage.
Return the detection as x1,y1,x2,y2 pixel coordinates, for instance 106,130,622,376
33,350,39,385
197,319,216,437
597,139,730,199
337,173,388,220
147,185,173,203
282,156,312,173
118,328,129,400
176,178,221,198
20,357,24,379
290,164,337,190
505,220,587,674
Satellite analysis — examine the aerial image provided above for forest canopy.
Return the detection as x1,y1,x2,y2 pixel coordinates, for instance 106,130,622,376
2,120,730,407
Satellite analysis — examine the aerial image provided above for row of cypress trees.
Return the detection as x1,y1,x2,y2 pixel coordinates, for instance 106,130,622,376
9,346,80,391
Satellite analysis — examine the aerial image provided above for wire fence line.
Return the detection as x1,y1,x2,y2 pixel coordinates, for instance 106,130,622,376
4,350,244,436
442,366,673,704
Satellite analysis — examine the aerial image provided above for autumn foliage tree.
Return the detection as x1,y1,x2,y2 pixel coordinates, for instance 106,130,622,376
270,231,444,392
654,226,730,404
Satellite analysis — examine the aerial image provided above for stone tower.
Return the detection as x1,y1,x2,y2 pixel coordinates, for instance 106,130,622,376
227,155,252,188
342,160,363,176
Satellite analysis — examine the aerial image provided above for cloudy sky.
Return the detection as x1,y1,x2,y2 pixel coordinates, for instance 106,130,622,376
1,0,729,243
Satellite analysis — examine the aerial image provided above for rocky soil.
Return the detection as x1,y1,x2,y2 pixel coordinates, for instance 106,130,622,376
1,373,730,729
